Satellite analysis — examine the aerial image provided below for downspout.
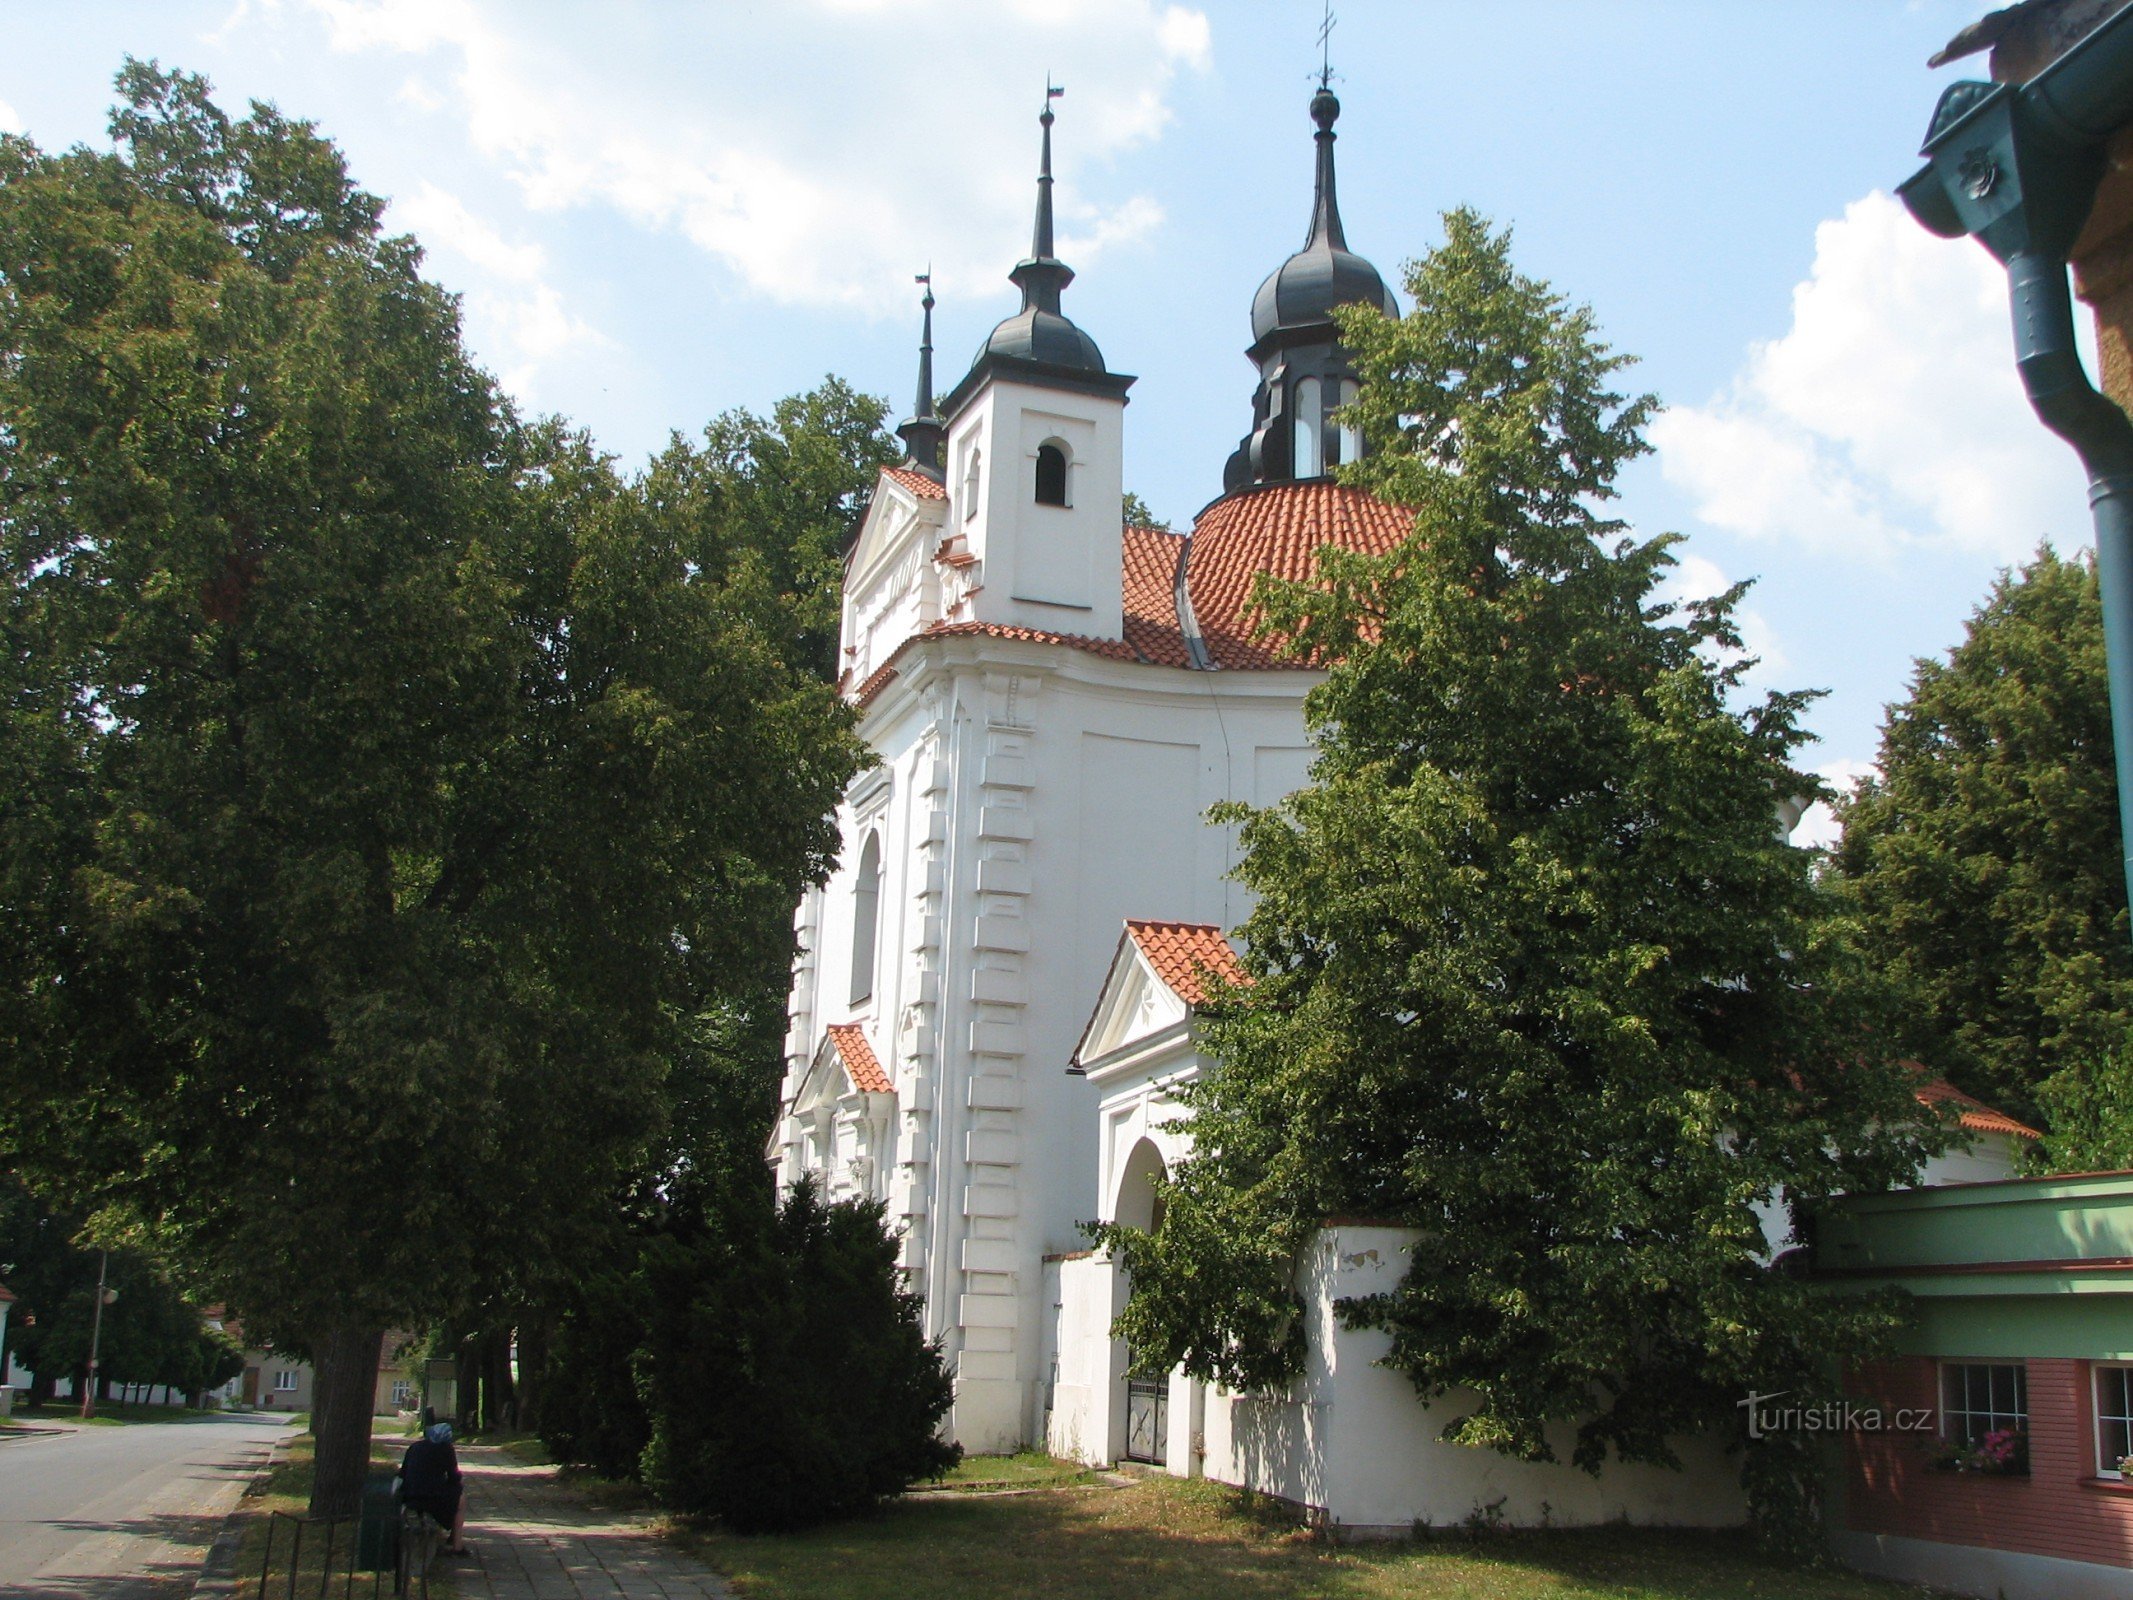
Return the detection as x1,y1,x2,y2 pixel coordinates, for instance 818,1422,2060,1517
1900,3,2133,917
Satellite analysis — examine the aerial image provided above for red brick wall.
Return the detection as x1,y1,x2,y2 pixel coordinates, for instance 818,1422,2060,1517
1845,1357,2133,1570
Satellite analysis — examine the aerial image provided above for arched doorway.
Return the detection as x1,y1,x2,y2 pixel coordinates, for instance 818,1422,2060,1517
1114,1138,1169,1464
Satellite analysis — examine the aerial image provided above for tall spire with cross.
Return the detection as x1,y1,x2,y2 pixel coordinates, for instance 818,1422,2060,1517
1010,82,1073,317
896,271,945,473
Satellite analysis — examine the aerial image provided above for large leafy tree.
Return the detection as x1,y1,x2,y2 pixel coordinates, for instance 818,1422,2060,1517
0,65,866,1513
1833,548,2132,1127
1101,211,1938,1540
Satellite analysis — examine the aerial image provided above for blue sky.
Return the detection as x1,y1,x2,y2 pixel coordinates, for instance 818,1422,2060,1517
0,1,2093,839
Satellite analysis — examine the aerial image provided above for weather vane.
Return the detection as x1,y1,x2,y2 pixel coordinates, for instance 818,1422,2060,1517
1317,0,1337,89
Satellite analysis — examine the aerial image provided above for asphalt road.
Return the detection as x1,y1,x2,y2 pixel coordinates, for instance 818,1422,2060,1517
0,1411,292,1598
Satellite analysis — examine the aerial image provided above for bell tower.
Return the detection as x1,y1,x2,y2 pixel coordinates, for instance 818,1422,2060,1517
941,89,1135,641
1223,84,1400,493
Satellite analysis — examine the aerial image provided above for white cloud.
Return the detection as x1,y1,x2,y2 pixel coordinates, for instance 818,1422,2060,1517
1652,190,2091,564
1790,757,1878,851
296,0,1211,315
389,181,611,403
0,96,20,135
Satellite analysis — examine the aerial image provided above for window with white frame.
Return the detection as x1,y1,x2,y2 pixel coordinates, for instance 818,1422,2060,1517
2097,1365,2133,1476
273,1369,299,1393
392,1379,415,1408
1941,1361,2026,1446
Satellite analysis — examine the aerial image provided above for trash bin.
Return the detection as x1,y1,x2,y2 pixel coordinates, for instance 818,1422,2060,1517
355,1471,400,1571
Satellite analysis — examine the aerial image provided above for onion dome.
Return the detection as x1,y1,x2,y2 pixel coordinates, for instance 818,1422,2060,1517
1249,88,1398,344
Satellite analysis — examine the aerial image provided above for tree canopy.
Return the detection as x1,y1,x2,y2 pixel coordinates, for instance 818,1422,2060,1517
0,63,874,1512
1098,211,1940,1538
1833,547,2132,1128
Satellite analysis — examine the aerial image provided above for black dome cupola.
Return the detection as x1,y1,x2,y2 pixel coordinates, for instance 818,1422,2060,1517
1223,85,1399,493
944,88,1133,417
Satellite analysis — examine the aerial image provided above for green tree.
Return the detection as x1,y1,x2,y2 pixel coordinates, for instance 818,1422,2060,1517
1833,548,2131,1127
0,66,866,1514
1098,211,1938,1544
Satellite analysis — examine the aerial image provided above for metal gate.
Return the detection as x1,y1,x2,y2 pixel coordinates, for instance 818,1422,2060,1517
1124,1377,1168,1465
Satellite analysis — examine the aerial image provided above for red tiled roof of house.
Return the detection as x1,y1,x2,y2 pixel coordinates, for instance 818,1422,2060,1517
825,1023,891,1094
1912,1070,2041,1141
1125,919,1247,1007
1184,481,1414,669
882,464,948,501
1122,524,1192,667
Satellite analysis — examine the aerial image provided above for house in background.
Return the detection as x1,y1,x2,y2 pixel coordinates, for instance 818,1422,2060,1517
1817,1171,2133,1600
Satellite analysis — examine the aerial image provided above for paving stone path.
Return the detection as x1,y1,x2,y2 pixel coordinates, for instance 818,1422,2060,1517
434,1446,732,1600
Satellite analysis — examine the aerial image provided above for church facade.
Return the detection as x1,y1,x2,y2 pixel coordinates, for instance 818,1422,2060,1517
770,86,2026,1531
771,83,1410,1457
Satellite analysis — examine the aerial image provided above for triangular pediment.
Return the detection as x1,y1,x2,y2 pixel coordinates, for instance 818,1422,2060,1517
1075,938,1191,1069
848,470,945,593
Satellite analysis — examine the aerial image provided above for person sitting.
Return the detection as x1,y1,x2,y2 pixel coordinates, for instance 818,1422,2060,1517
399,1420,471,1556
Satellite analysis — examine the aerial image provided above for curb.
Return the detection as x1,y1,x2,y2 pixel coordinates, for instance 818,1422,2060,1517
190,1430,295,1598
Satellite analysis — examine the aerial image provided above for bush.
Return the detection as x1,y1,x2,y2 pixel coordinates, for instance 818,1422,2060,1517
533,1265,653,1481
609,1177,956,1531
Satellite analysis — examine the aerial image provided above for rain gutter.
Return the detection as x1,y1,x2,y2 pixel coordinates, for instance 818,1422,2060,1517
1901,3,2133,918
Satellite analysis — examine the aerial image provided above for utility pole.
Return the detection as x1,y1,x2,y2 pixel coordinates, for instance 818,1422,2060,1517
80,1249,109,1421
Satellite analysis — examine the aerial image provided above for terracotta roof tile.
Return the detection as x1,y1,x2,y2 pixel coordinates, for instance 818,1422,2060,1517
851,661,899,707
825,1023,892,1095
917,619,1142,661
1912,1070,2041,1141
1185,481,1414,669
882,464,947,501
1125,919,1247,1007
1122,524,1191,667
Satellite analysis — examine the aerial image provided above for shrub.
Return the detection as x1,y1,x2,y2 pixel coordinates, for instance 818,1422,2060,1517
636,1178,958,1531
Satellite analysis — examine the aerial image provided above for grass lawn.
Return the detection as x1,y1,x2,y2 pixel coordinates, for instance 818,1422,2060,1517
684,1472,1954,1600
932,1449,1104,1490
8,1399,228,1426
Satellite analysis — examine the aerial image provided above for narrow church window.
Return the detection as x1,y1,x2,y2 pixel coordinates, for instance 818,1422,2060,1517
1292,376,1322,478
850,831,881,1005
1035,442,1069,506
1337,379,1362,467
963,447,982,521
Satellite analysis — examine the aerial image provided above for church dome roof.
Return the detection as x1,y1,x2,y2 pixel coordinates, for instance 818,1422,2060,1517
974,302,1108,374
1250,87,1398,345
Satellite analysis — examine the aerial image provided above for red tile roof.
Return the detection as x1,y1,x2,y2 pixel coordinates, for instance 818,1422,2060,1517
1184,481,1415,669
882,465,947,501
851,661,899,707
825,1023,891,1094
1912,1071,2041,1141
1125,920,1247,1007
1122,525,1192,667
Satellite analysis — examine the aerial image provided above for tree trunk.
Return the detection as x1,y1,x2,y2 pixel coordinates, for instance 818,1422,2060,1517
515,1315,550,1436
27,1369,54,1408
308,1320,385,1519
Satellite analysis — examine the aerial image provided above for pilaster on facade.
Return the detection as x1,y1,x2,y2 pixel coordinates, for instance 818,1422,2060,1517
955,669,1040,1396
776,884,824,1168
892,705,951,1276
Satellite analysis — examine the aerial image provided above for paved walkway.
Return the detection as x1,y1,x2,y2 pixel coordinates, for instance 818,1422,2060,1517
436,1445,732,1600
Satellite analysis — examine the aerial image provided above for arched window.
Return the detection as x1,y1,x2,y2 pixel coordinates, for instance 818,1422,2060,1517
1335,379,1362,468
962,446,982,521
849,831,881,1005
1291,376,1322,478
1034,442,1069,506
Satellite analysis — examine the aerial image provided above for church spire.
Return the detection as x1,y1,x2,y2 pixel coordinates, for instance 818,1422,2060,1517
1304,85,1348,252
896,271,944,473
1008,83,1074,318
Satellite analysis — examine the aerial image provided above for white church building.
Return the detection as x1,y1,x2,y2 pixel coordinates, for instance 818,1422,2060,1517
770,87,2032,1534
